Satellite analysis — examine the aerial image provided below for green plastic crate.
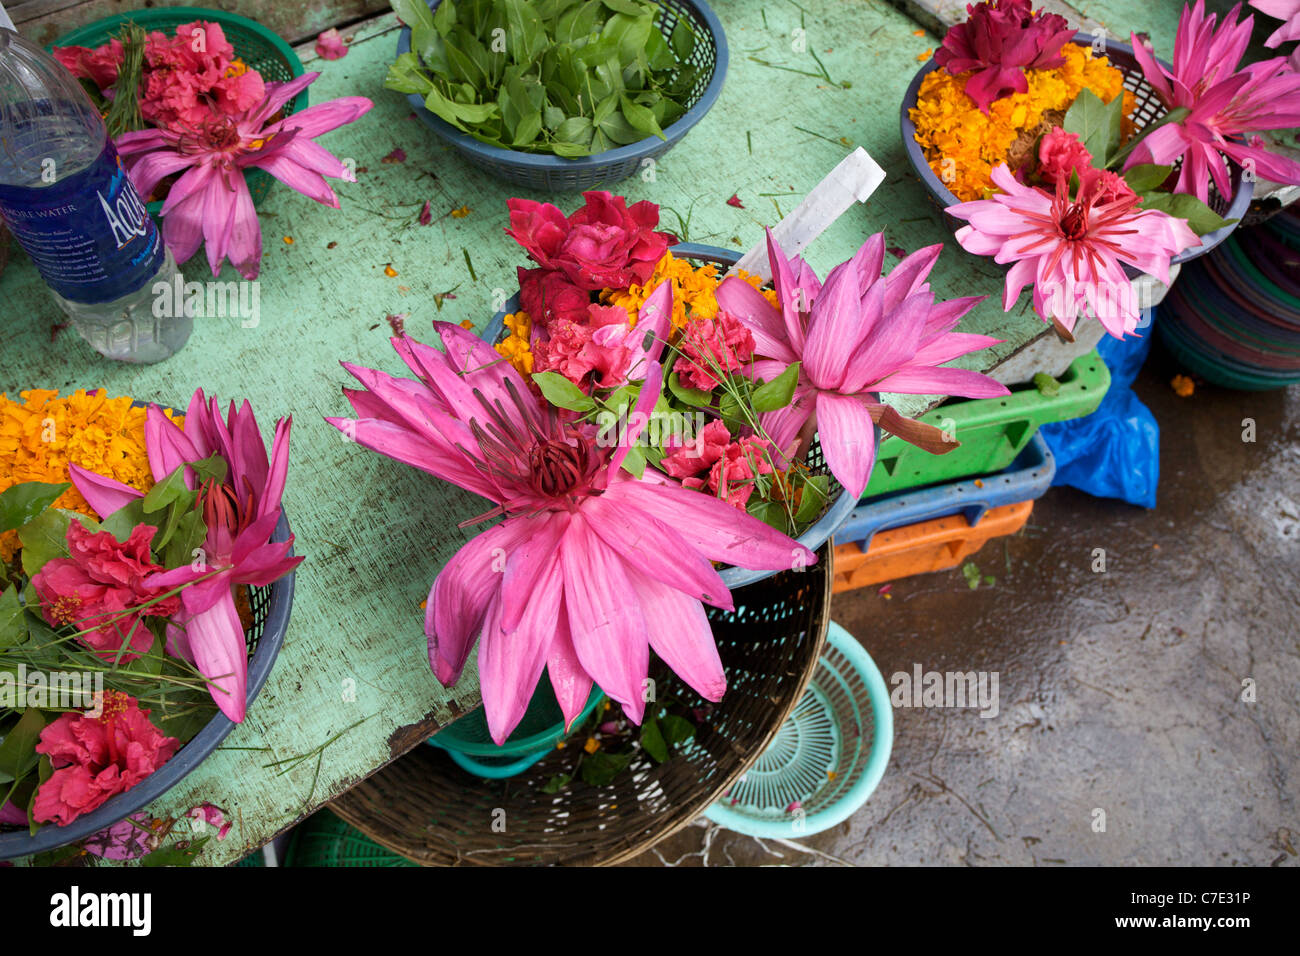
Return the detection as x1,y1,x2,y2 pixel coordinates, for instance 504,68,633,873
864,351,1110,497
284,811,417,868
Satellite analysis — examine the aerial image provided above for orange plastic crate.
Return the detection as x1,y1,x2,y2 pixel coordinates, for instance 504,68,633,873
832,500,1034,593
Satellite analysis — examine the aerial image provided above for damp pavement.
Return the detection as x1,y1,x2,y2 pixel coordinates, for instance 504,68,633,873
624,352,1300,867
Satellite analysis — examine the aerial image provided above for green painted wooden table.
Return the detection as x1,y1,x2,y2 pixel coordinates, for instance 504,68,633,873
0,0,1201,865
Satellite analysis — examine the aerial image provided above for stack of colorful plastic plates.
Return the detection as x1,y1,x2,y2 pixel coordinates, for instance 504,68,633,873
1156,205,1300,390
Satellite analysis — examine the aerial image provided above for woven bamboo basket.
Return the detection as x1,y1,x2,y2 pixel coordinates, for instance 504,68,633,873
328,543,833,866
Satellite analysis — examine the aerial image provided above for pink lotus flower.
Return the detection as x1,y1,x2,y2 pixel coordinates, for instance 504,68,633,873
675,310,757,391
327,286,815,743
32,521,181,662
33,691,178,827
715,230,1009,498
935,0,1075,112
1126,1,1300,202
315,28,350,60
69,391,302,723
115,71,372,278
951,163,1200,339
506,192,671,292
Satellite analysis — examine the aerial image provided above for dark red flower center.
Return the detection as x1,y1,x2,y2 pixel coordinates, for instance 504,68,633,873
528,438,589,497
200,477,255,538
1059,201,1089,240
200,116,241,151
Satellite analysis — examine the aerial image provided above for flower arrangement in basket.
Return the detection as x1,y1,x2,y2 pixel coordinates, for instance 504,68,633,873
0,389,299,837
907,0,1300,340
330,188,1007,743
53,18,372,278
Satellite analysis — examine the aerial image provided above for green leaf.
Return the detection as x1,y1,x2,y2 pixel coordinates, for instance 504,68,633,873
18,508,74,577
579,749,632,786
1138,191,1235,236
141,836,211,867
532,371,596,411
1062,88,1121,167
793,474,830,525
142,464,190,514
751,362,801,414
391,0,437,36
554,115,594,145
503,0,547,64
513,109,543,146
540,773,572,794
667,371,714,407
670,18,696,60
961,561,982,590
432,0,458,36
0,482,69,534
619,444,646,479
1122,163,1172,194
98,496,155,543
746,499,788,532
162,508,208,572
0,708,47,781
385,51,435,95
187,454,228,487
640,716,668,762
551,140,591,157
659,713,696,747
619,94,664,140
424,84,499,130
0,585,26,650
601,0,647,14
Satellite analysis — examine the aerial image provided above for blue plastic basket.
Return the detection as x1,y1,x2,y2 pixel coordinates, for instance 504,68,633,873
835,430,1056,552
0,520,295,860
704,620,892,838
395,0,728,192
483,242,857,590
900,32,1252,266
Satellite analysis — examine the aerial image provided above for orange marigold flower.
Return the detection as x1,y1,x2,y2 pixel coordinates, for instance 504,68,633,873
0,390,181,561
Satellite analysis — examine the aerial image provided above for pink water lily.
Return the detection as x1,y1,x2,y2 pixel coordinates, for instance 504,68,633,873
115,71,372,278
714,230,1008,498
1125,1,1300,202
951,164,1200,339
327,285,815,743
69,390,302,723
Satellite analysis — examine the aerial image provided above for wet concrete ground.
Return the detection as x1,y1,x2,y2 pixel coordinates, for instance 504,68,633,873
626,350,1300,867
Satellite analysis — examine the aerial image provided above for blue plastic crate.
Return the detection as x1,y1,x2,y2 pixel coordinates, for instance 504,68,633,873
835,431,1056,551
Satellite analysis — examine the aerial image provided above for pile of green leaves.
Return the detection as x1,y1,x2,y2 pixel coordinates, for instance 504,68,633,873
386,0,702,156
0,466,229,835
1061,90,1235,236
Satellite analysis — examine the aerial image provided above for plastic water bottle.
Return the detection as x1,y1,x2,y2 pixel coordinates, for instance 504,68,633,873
0,28,190,362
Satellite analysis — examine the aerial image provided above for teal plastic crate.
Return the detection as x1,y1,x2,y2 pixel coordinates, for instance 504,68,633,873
865,350,1109,497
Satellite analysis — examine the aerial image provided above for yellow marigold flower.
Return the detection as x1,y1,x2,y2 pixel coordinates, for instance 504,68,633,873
0,390,181,561
494,311,534,376
910,43,1131,202
600,254,777,339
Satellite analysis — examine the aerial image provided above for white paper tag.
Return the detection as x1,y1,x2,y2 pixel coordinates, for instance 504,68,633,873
727,147,886,280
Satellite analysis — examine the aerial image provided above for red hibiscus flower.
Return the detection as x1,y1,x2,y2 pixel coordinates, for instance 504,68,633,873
32,521,181,662
506,191,672,292
936,0,1075,113
33,692,179,827
684,437,775,510
52,39,125,92
1037,127,1094,188
661,419,732,478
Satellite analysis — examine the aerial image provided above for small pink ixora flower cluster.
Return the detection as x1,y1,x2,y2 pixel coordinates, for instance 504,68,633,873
54,20,372,278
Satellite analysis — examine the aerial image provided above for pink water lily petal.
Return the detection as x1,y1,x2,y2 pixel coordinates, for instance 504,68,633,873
500,512,564,632
632,573,726,702
146,405,200,488
183,591,249,723
547,608,594,731
714,277,797,363
814,391,877,498
68,463,143,519
561,514,649,724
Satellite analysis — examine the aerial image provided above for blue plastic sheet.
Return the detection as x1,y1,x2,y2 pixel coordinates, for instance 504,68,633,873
1039,328,1159,508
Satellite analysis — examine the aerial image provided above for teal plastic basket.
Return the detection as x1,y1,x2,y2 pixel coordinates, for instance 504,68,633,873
704,621,892,838
427,680,605,779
